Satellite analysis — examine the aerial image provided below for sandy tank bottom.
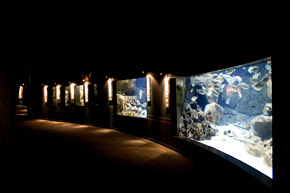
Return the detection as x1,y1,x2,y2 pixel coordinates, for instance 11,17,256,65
199,125,272,178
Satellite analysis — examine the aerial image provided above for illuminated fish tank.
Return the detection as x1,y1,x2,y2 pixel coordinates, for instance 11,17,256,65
176,57,272,179
117,77,147,118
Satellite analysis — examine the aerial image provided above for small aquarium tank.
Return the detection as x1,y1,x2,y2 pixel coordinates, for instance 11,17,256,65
176,58,272,178
117,77,147,118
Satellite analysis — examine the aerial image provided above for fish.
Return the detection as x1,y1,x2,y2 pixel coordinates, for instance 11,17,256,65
197,89,206,95
212,73,219,79
229,84,238,92
228,79,236,85
226,98,230,104
222,74,232,81
212,89,219,97
265,64,271,71
139,90,144,99
212,78,223,85
238,90,242,98
248,66,259,74
234,76,243,83
197,86,206,95
216,76,224,82
225,69,235,75
222,74,236,85
214,84,220,90
212,76,224,85
252,73,260,79
250,77,259,85
206,90,212,96
204,73,212,78
219,84,226,92
197,81,204,86
252,82,264,91
239,82,250,90
261,74,270,84
191,96,198,102
190,88,194,93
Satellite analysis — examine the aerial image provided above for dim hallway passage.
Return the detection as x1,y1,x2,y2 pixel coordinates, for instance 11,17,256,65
0,119,271,193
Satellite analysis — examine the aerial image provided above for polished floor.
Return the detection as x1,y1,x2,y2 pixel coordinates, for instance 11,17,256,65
0,119,271,192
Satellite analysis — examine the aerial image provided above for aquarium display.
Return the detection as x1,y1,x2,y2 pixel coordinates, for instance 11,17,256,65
117,77,147,118
65,86,70,106
75,85,84,106
176,59,272,178
52,87,56,106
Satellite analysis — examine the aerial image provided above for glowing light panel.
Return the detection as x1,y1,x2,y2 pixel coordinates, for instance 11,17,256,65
70,83,76,103
84,81,89,103
146,75,151,102
56,84,61,103
18,85,24,99
108,78,113,101
165,75,170,108
43,85,48,103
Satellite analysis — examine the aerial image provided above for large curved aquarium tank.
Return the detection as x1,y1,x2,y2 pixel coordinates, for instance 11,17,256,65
117,77,147,118
176,58,272,178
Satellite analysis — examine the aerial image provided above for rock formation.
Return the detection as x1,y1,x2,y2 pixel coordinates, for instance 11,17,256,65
204,102,224,126
244,136,264,157
251,115,272,140
262,138,272,168
263,103,272,116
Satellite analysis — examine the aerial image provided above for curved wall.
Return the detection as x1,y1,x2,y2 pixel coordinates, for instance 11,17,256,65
38,58,273,189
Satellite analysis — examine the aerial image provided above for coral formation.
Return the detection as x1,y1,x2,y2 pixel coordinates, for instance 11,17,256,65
182,102,216,140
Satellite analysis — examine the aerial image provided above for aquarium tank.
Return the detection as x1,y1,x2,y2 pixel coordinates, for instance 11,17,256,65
75,85,84,106
176,58,272,178
117,77,147,118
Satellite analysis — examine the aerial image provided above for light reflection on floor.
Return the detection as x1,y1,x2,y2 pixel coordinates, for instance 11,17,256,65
123,139,148,146
89,129,112,134
17,119,188,163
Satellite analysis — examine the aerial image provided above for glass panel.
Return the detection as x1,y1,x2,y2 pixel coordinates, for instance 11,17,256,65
52,87,56,106
79,85,84,106
176,60,272,178
65,86,70,106
117,77,147,118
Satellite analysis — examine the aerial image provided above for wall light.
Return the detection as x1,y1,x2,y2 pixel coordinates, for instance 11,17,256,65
108,78,113,101
165,75,170,108
70,83,76,103
146,74,151,102
84,81,90,103
56,84,62,103
18,85,24,99
43,85,48,103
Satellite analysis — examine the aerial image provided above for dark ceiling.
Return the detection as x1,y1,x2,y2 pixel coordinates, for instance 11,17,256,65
3,15,271,83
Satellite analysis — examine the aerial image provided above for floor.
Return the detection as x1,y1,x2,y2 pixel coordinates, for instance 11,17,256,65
0,118,272,193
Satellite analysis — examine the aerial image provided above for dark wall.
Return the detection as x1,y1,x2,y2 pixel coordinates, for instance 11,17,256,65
0,71,17,150
39,72,176,145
